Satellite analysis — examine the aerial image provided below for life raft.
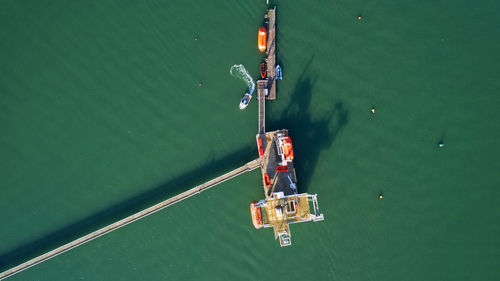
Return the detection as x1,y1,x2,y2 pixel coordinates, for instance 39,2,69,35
250,201,263,229
258,26,267,52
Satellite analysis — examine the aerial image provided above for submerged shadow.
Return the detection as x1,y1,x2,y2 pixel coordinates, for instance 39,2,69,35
268,57,349,192
0,146,255,271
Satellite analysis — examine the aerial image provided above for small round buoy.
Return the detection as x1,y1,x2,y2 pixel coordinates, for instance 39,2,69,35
199,82,202,87
358,15,362,20
194,37,198,41
378,193,383,199
370,107,375,114
438,142,445,148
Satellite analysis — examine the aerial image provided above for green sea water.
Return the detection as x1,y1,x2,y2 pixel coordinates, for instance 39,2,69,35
1,0,499,280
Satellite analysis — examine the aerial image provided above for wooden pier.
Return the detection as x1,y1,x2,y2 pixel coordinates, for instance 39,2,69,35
257,80,266,134
254,7,327,243
266,7,277,100
253,128,324,246
256,129,297,198
0,158,261,280
257,7,277,102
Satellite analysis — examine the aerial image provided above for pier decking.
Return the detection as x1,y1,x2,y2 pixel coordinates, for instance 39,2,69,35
0,159,261,280
256,130,297,198
250,7,323,247
256,7,277,102
257,193,323,246
253,128,324,246
257,81,266,134
266,7,277,100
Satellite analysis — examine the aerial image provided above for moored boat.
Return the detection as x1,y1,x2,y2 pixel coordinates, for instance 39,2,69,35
275,133,294,164
260,62,267,78
239,93,252,110
258,26,267,52
276,65,283,80
281,136,294,161
263,173,271,187
250,201,263,229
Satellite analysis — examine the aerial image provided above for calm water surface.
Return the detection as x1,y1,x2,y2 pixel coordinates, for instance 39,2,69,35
1,0,499,280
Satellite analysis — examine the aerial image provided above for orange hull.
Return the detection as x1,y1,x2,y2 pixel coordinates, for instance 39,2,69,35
282,137,294,161
258,26,267,52
263,173,271,187
250,202,263,229
257,138,264,157
276,165,289,173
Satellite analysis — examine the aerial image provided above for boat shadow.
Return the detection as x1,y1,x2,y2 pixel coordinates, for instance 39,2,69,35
0,146,256,272
268,61,349,193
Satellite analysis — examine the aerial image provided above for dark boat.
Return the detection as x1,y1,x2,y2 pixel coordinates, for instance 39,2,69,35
260,62,267,79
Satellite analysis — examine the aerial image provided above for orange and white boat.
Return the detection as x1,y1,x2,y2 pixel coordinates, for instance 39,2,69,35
281,136,294,161
250,201,263,229
258,26,267,52
275,133,294,163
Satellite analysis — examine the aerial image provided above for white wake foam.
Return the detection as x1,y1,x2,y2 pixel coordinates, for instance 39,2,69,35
230,64,255,95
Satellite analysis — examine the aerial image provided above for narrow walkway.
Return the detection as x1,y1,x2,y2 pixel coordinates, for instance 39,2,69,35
258,82,266,134
266,7,276,100
0,158,261,280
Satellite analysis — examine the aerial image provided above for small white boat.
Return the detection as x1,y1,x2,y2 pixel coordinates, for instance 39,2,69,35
276,65,283,80
239,93,252,110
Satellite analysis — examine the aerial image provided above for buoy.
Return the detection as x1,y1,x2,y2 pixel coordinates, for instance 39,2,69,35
378,194,383,199
194,37,198,41
439,142,444,148
358,15,362,20
199,82,202,87
370,107,375,114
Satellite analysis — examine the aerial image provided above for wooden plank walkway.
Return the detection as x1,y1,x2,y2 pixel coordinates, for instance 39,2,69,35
257,81,266,134
266,7,276,100
0,158,261,280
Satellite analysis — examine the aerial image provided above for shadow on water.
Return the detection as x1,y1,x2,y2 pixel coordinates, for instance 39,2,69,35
0,58,349,273
268,58,349,193
0,146,255,271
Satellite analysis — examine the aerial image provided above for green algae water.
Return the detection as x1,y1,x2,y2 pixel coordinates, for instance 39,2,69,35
1,0,499,280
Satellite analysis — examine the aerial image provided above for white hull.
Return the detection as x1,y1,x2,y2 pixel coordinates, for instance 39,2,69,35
239,93,252,110
276,65,283,80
